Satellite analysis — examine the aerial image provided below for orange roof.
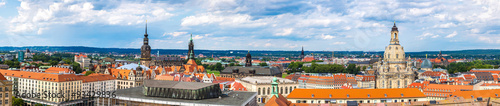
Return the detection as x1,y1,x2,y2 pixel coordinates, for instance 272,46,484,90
424,84,473,92
420,71,447,77
186,59,197,65
451,89,500,99
216,77,235,81
0,69,80,82
155,74,174,81
0,72,7,80
301,56,315,62
481,83,500,86
265,94,291,106
470,69,500,74
75,54,87,58
287,88,425,99
45,67,74,74
231,82,247,91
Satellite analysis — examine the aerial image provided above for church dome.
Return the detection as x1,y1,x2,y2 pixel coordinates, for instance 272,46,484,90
421,59,432,68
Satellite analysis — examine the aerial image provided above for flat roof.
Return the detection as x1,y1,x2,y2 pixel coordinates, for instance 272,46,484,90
143,80,217,90
114,87,257,106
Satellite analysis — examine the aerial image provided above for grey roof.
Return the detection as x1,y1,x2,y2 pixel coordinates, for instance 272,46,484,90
421,59,432,68
240,76,296,84
221,66,281,76
144,80,217,90
114,87,257,106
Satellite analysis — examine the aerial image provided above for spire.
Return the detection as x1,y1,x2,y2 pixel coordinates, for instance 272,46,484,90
190,34,193,41
145,20,147,34
271,77,279,98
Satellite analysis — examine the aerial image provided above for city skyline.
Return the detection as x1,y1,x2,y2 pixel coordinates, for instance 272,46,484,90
0,0,499,52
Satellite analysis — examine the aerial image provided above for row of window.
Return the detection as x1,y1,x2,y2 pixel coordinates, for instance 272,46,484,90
295,99,418,104
0,100,8,104
257,86,297,95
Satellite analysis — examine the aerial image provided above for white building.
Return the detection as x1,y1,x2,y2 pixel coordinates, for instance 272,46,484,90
75,54,91,69
237,76,298,104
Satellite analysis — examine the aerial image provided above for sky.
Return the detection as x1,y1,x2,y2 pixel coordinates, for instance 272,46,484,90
0,0,499,52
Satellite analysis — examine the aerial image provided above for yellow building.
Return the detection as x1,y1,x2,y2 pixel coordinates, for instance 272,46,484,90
0,73,12,106
287,88,426,104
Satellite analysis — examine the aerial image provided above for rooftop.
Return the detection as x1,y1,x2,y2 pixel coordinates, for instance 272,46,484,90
451,89,500,99
287,88,425,99
113,86,257,106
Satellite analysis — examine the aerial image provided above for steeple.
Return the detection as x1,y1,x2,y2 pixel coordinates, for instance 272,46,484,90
188,34,195,60
271,77,279,98
140,20,152,67
390,21,400,45
300,46,305,59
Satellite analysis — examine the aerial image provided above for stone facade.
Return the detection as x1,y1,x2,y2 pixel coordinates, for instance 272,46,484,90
375,22,415,89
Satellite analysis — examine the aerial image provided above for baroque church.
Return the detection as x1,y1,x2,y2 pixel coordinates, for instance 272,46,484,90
375,22,416,89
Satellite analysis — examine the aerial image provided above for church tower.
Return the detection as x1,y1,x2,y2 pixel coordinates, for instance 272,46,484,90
245,51,252,67
300,46,305,59
188,34,195,60
140,21,152,67
376,22,415,89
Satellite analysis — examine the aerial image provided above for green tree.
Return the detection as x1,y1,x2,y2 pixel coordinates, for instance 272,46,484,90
35,104,43,106
84,71,95,76
195,59,202,65
12,97,24,106
259,63,268,66
214,62,223,71
229,63,235,66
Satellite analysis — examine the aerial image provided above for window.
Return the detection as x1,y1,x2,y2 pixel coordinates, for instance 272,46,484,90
4,93,7,97
258,88,261,95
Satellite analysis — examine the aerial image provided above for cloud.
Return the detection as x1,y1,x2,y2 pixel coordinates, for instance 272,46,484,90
181,12,267,27
192,35,203,40
274,28,293,36
8,1,176,34
445,31,457,38
176,41,183,44
319,34,335,40
164,32,188,37
433,23,457,28
0,0,5,7
418,33,439,40
331,42,346,45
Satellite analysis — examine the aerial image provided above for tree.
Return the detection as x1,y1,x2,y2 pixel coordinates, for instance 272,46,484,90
214,62,223,71
12,97,24,106
229,63,235,66
35,104,43,106
84,71,95,76
259,63,268,66
195,59,202,65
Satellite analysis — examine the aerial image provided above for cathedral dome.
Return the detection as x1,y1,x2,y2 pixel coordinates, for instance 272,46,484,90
421,59,432,68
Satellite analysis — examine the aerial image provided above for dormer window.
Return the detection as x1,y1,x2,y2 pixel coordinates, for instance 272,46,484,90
401,93,404,97
311,94,314,98
347,94,350,98
329,94,332,98
368,94,370,97
384,94,387,97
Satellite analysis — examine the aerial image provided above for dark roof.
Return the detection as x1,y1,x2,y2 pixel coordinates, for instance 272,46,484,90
221,66,281,76
143,80,217,90
114,87,257,106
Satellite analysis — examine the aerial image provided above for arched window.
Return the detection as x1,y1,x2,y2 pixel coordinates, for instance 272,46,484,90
395,33,398,39
267,87,270,95
285,87,288,94
396,54,399,58
258,88,261,95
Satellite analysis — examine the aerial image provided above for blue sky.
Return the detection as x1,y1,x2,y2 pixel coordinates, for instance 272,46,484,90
0,0,499,52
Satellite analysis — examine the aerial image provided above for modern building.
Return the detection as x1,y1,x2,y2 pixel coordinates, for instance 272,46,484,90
0,73,12,106
286,88,426,104
74,54,91,69
237,76,298,103
96,80,257,106
375,22,416,89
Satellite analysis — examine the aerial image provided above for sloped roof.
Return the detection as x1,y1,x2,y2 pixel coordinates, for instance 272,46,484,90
287,88,425,99
143,80,218,90
451,89,500,99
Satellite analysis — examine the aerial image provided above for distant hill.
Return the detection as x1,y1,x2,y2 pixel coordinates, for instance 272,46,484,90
0,46,499,57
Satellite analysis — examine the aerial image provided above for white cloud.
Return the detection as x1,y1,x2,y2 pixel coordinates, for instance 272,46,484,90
181,12,267,27
192,35,203,40
264,43,272,47
0,0,5,7
331,42,346,45
418,33,440,40
433,23,457,28
319,34,335,40
445,31,457,38
176,41,183,44
8,1,176,34
274,28,293,36
164,32,188,37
